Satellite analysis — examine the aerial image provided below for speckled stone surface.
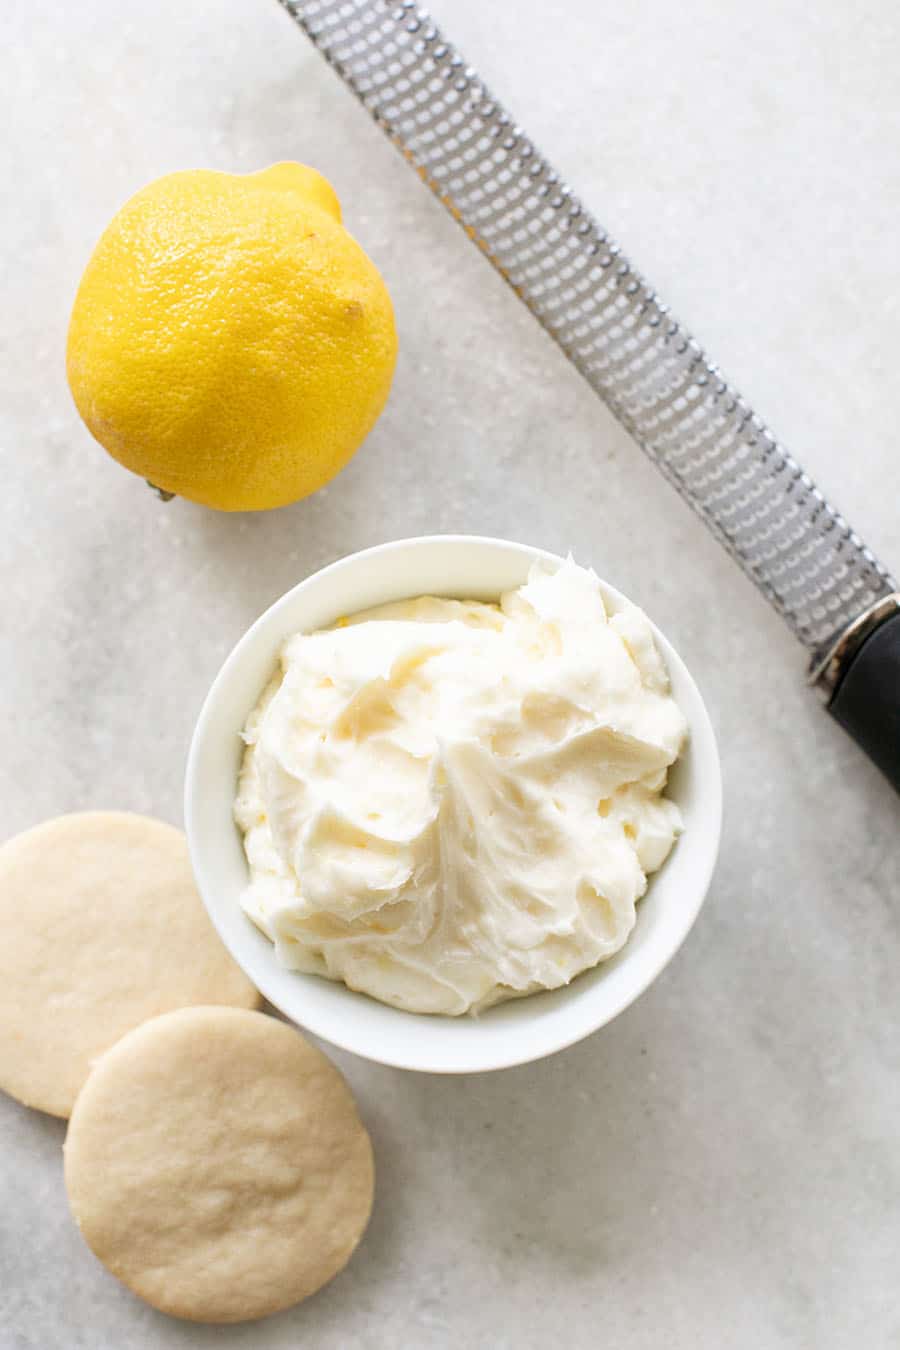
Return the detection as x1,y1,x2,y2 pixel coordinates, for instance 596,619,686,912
2,1,898,1346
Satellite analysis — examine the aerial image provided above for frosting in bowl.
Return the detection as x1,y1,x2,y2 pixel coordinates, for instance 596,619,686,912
234,558,687,1014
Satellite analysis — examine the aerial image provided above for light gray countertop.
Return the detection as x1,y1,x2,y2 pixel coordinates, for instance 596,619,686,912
2,1,898,1346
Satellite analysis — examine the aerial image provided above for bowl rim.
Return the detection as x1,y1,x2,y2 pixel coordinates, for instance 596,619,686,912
185,534,723,1072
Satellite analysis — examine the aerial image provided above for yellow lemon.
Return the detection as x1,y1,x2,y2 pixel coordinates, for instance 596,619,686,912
66,164,397,511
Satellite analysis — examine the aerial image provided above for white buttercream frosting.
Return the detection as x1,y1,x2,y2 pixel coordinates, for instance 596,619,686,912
234,558,687,1014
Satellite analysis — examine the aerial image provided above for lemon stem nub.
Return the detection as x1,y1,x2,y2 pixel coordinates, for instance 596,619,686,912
146,481,175,502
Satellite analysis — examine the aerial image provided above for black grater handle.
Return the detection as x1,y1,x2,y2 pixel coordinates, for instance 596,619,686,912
828,610,900,794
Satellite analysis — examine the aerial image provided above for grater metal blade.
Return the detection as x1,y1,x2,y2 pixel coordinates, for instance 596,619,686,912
278,0,895,666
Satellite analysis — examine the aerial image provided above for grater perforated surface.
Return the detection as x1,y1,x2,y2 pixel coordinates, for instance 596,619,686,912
279,0,895,658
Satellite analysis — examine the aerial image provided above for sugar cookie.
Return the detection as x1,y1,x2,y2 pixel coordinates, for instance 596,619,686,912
0,812,260,1116
64,1006,374,1322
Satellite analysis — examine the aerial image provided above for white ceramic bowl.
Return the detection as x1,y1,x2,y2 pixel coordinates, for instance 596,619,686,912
185,535,722,1073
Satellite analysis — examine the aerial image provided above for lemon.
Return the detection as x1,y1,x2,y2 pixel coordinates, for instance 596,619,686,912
66,164,397,511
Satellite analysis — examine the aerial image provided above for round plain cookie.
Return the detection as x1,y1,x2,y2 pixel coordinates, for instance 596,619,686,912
64,1006,375,1323
0,812,260,1117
